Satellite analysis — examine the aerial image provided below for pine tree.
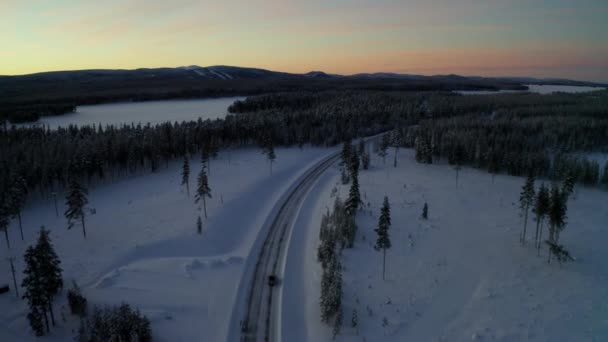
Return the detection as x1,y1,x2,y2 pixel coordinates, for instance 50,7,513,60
35,227,63,326
64,179,89,239
345,156,361,217
8,174,28,240
332,307,343,340
196,216,202,234
375,196,392,280
600,161,608,187
341,141,353,168
422,202,428,220
0,199,10,248
548,185,567,246
22,246,50,335
378,134,390,165
415,134,432,164
181,156,190,197
194,165,212,219
357,139,365,158
533,184,550,253
265,143,276,175
519,175,535,244
391,128,401,168
562,172,575,200
361,151,370,170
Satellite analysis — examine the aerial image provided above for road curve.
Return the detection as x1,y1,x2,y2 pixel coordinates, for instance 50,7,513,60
240,151,342,342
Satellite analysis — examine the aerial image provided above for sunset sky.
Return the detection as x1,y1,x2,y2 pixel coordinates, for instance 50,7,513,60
1,0,607,81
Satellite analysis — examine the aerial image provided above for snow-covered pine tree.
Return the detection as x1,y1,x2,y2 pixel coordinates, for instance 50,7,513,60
519,175,535,244
345,173,361,217
35,227,63,326
181,156,190,197
194,165,212,219
375,196,392,280
196,215,202,234
22,246,50,335
533,184,550,253
422,202,428,220
8,174,28,240
64,179,89,239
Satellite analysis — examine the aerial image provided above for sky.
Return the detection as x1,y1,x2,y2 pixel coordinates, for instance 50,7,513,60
1,0,607,81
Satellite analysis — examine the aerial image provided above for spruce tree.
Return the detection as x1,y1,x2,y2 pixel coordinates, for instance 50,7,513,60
0,200,10,248
533,184,550,253
64,179,89,239
35,227,63,326
22,246,50,335
600,161,608,187
332,307,343,340
548,185,567,246
562,172,575,200
378,134,390,165
194,165,212,219
361,151,370,170
8,174,28,240
266,143,276,175
422,202,428,220
375,196,392,280
341,141,352,168
181,156,190,197
519,175,535,244
197,216,202,234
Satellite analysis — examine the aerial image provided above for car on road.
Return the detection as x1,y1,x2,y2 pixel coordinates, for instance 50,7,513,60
268,275,278,287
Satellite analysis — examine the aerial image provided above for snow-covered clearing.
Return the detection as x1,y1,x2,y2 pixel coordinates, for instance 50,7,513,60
0,146,335,341
292,148,608,342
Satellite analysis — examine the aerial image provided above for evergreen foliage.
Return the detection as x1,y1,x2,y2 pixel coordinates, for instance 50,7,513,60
533,184,550,252
67,281,88,317
375,196,392,280
422,202,428,220
181,156,190,196
194,165,212,219
519,175,535,244
65,179,89,239
77,303,152,342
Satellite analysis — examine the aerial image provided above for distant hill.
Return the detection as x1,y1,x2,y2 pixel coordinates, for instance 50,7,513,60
0,65,605,122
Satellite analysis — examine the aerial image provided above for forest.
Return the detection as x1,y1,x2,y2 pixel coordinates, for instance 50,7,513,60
1,90,608,242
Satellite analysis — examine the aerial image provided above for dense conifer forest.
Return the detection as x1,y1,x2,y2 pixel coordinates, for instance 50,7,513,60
1,90,607,232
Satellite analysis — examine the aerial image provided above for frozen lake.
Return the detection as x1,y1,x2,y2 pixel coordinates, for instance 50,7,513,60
457,84,605,95
20,97,244,129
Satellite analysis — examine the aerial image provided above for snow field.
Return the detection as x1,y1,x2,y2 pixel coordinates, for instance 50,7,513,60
292,148,608,342
0,146,334,342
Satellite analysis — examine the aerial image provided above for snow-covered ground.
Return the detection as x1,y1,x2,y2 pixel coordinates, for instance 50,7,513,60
18,97,243,129
290,148,608,342
0,146,335,341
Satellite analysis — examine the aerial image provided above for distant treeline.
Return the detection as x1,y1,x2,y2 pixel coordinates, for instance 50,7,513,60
407,90,608,186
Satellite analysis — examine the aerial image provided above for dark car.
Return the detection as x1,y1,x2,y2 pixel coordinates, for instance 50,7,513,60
268,275,277,287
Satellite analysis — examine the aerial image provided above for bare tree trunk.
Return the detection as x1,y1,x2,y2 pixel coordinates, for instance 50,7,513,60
537,219,544,255
521,206,529,244
3,228,10,249
48,302,56,326
203,197,207,219
382,249,386,281
18,212,24,241
81,216,87,239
